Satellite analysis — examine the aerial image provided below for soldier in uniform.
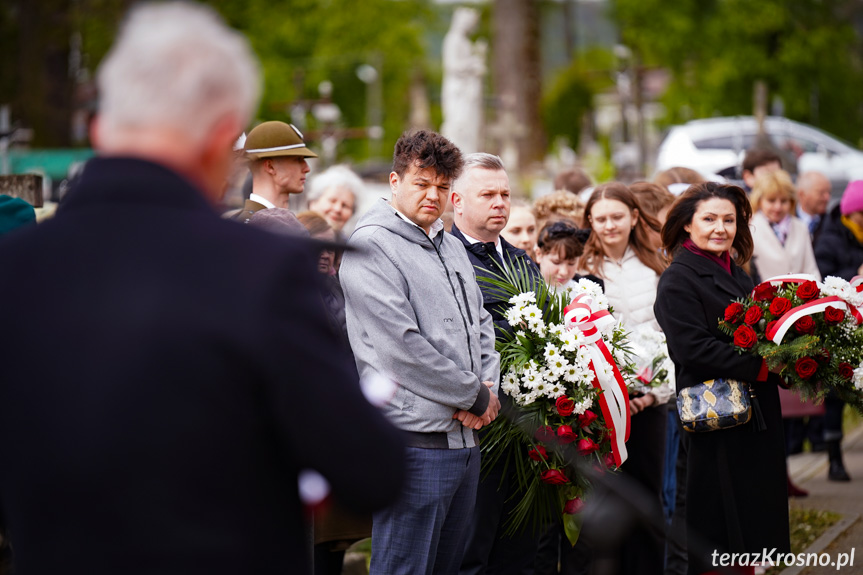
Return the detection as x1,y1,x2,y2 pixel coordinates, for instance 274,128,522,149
232,120,317,224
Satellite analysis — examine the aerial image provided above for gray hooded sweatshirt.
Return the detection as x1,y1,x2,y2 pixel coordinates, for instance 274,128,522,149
340,198,500,449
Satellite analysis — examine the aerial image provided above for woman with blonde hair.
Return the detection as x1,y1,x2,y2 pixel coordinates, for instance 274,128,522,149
749,169,820,281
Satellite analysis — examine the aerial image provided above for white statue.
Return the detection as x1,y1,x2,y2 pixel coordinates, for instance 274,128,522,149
441,8,486,154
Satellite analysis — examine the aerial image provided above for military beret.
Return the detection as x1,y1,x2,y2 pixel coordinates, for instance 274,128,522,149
244,121,318,160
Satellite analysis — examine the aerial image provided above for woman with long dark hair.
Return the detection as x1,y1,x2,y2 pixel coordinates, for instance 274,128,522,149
575,182,672,575
654,182,789,575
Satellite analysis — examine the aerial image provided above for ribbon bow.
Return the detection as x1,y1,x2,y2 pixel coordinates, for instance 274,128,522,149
564,294,631,466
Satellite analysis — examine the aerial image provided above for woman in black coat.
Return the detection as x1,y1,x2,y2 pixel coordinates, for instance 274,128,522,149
654,182,790,575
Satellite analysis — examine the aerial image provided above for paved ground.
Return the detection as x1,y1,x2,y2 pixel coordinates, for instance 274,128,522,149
785,422,863,575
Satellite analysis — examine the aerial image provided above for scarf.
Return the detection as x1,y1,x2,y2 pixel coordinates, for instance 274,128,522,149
683,238,732,275
841,215,863,244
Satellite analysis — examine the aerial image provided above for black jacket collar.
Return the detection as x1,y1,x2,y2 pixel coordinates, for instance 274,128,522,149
672,246,753,299
58,157,216,216
450,223,528,262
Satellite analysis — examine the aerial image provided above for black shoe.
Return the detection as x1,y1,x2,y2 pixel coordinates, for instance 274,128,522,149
827,440,851,482
829,460,851,482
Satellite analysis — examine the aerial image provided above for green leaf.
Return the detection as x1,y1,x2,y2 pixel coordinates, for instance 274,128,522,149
563,511,583,546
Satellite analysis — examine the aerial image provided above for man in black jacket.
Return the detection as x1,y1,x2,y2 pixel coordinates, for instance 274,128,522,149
0,4,404,574
451,153,541,575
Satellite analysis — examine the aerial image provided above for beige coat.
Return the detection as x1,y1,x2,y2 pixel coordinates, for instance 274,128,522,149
750,211,821,281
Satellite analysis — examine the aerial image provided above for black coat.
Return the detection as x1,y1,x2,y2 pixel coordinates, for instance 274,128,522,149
814,204,863,281
654,248,789,573
0,157,405,575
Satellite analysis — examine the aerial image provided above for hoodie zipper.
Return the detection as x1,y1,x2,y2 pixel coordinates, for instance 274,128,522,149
423,230,476,373
455,272,474,325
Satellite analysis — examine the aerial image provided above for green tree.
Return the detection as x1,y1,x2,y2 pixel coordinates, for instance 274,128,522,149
611,0,863,144
217,0,431,162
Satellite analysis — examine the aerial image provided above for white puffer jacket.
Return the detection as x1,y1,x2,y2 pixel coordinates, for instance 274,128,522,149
584,246,674,405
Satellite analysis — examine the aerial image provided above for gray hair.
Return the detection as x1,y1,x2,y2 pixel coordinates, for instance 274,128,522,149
453,153,506,194
97,2,261,146
307,165,364,203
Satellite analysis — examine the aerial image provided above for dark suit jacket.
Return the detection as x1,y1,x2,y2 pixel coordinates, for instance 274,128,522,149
449,223,541,339
0,157,405,575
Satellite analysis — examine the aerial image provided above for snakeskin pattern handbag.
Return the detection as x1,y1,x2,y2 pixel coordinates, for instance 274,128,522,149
677,378,753,432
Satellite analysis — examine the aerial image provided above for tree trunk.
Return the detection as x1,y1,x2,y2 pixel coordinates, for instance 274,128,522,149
15,0,75,147
492,0,545,172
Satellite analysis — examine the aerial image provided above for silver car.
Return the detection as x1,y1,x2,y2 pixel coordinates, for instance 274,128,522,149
656,116,863,195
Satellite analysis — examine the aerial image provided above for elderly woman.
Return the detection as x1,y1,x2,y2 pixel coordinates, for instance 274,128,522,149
655,182,789,575
749,169,820,281
307,165,363,234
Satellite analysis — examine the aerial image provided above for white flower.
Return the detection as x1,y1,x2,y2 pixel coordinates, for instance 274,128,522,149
854,363,863,392
521,368,539,390
591,293,610,311
509,291,536,306
548,383,566,396
574,278,603,299
821,276,848,297
575,347,593,369
559,330,580,352
544,342,561,361
573,397,593,415
522,304,543,323
520,390,538,406
505,307,524,327
562,363,582,384
548,323,566,337
546,354,570,378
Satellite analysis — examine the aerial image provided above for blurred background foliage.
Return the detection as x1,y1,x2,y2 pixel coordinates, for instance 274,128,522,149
1,0,862,164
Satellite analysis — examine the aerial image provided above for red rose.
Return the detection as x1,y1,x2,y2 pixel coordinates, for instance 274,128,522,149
753,283,777,301
540,469,570,485
577,410,598,428
556,425,578,444
818,348,831,363
769,297,792,317
724,302,745,323
766,320,779,337
555,396,575,417
733,325,758,349
528,445,548,461
604,453,616,469
576,437,599,455
824,306,846,326
839,362,854,380
744,306,763,325
794,357,819,379
564,497,585,514
796,280,820,301
794,316,816,335
535,425,555,443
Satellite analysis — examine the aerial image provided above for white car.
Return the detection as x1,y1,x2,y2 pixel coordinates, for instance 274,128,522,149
656,116,863,194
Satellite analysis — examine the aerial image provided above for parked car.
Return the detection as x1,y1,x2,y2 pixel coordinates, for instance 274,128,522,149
655,116,863,196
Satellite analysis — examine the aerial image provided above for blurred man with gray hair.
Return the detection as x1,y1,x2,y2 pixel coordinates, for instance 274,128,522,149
0,3,404,574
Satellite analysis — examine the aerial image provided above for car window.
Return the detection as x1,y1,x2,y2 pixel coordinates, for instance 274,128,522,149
692,134,755,151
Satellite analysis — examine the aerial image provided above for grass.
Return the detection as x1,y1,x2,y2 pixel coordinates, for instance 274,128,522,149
764,505,841,575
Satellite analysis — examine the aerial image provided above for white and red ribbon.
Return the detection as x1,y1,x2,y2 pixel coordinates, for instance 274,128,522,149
757,274,863,344
564,294,631,466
